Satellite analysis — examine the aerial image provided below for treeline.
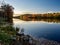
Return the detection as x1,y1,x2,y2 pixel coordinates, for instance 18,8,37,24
0,4,14,23
35,13,60,19
19,13,60,19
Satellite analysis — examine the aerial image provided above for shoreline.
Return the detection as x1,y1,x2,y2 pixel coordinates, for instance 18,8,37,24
11,32,60,45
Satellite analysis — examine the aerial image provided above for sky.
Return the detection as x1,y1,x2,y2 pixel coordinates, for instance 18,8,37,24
0,0,60,14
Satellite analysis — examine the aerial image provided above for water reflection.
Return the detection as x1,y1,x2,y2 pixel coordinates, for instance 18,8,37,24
13,18,60,43
20,17,60,23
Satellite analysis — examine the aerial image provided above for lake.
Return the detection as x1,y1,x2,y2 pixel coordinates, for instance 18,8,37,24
13,18,60,42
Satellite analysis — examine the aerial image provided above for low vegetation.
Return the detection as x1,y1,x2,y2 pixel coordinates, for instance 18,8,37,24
0,25,17,45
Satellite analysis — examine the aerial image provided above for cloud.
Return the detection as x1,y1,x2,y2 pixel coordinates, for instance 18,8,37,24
47,11,54,13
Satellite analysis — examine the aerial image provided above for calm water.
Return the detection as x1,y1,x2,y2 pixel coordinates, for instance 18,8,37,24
13,19,60,42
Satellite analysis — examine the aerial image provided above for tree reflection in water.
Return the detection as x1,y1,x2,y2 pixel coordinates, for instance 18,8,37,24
0,18,60,45
20,18,60,23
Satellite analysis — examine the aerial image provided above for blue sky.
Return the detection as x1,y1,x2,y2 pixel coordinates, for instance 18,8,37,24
0,0,60,14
